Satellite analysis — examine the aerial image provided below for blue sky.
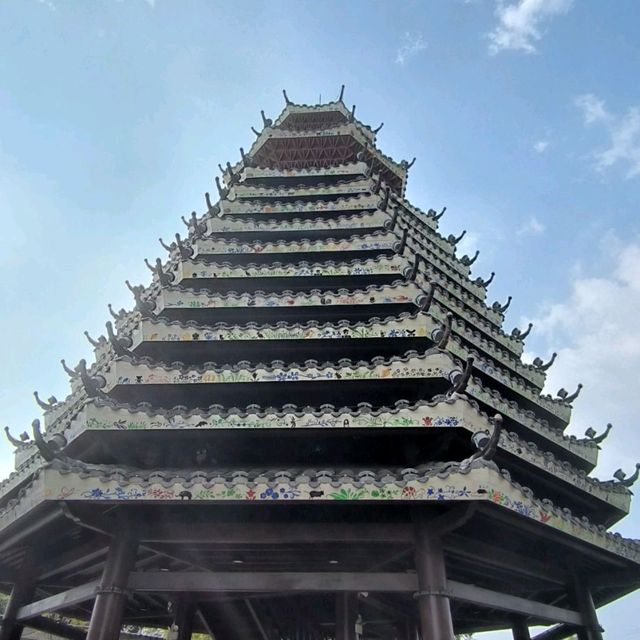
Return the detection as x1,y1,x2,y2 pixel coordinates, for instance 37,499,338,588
1,0,639,637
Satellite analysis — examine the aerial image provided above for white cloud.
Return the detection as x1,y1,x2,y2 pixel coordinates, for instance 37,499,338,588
575,94,640,179
395,32,427,65
517,216,545,236
530,235,640,477
533,139,549,153
488,0,573,55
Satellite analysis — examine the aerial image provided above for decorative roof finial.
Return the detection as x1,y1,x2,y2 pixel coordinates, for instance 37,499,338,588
32,419,57,462
385,207,399,232
401,157,416,169
470,414,503,464
476,272,495,288
356,142,369,162
532,352,557,372
83,331,101,348
106,321,133,358
447,230,466,246
557,383,583,404
350,104,356,121
174,233,193,260
77,359,107,398
158,237,174,253
418,284,436,314
448,357,474,396
226,162,237,184
4,426,30,449
461,250,479,267
251,126,260,137
338,85,345,102
511,322,533,341
283,89,292,105
433,206,447,222
492,296,512,314
407,253,425,282
372,172,382,195
125,280,155,318
33,391,56,411
108,304,122,321
205,192,216,214
613,463,640,488
436,313,453,350
61,359,78,379
240,147,249,165
215,176,228,199
365,157,375,177
218,163,225,174
373,122,384,134
379,186,390,212
584,423,612,445
260,110,273,128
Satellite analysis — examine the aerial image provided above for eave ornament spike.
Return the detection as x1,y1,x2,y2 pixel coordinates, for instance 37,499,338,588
215,176,228,199
251,126,260,137
511,322,533,341
350,104,356,121
395,229,408,255
61,358,79,379
433,206,447,221
175,233,193,259
108,304,122,321
77,359,107,399
338,84,345,102
282,89,292,105
260,110,272,128
373,122,384,134
492,295,512,314
533,352,557,372
83,331,101,348
106,321,133,358
125,280,155,318
447,230,466,246
557,383,583,404
448,356,474,396
158,237,174,253
4,426,30,448
407,253,425,282
436,312,453,350
400,157,416,169
418,283,436,314
32,419,57,463
475,271,495,288
378,186,390,212
584,423,613,445
33,391,56,411
461,250,479,267
613,463,640,488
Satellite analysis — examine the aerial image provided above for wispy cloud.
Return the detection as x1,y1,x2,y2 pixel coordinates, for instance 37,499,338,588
517,216,545,236
533,139,550,153
575,94,640,179
488,0,573,55
395,32,427,65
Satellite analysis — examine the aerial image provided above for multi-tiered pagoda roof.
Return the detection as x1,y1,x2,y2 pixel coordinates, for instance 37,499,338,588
0,88,637,640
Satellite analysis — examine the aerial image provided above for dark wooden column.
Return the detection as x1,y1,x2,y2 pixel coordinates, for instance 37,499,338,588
86,528,138,640
571,576,603,640
413,518,455,640
335,592,358,640
512,618,531,640
0,555,36,640
171,600,196,640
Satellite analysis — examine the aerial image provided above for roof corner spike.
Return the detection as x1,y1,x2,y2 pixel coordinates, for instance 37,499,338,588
77,359,107,399
338,84,345,102
584,423,613,445
4,426,29,449
401,157,416,170
251,126,260,137
350,104,356,121
395,228,409,255
461,250,480,267
32,419,57,463
215,176,228,199
434,206,447,222
159,237,173,253
476,271,495,288
106,320,133,358
175,233,193,260
373,122,384,134
461,414,503,470
557,383,583,404
240,147,251,166
260,110,272,128
61,358,78,379
283,89,292,105
33,391,56,411
205,192,215,214
379,186,390,212
447,229,466,246
613,463,640,488
84,331,101,348
418,284,436,314
108,304,120,321
436,312,453,350
533,352,557,372
492,295,512,315
511,322,533,341
448,356,474,396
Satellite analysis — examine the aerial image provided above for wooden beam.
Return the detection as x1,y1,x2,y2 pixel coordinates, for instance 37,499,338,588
16,580,100,621
137,522,412,545
448,581,581,626
25,615,87,640
531,624,580,640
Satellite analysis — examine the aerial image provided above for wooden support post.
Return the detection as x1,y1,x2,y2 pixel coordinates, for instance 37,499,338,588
171,600,195,640
413,518,455,640
335,592,357,640
512,618,531,640
571,576,603,640
0,555,36,640
86,528,138,640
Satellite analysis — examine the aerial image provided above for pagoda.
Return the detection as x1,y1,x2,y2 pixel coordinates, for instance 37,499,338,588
1,88,638,640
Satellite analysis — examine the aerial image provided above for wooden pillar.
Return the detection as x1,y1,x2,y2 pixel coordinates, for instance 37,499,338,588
335,593,357,640
413,518,455,640
572,577,603,640
86,529,138,640
171,600,196,640
512,618,531,640
0,556,36,640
